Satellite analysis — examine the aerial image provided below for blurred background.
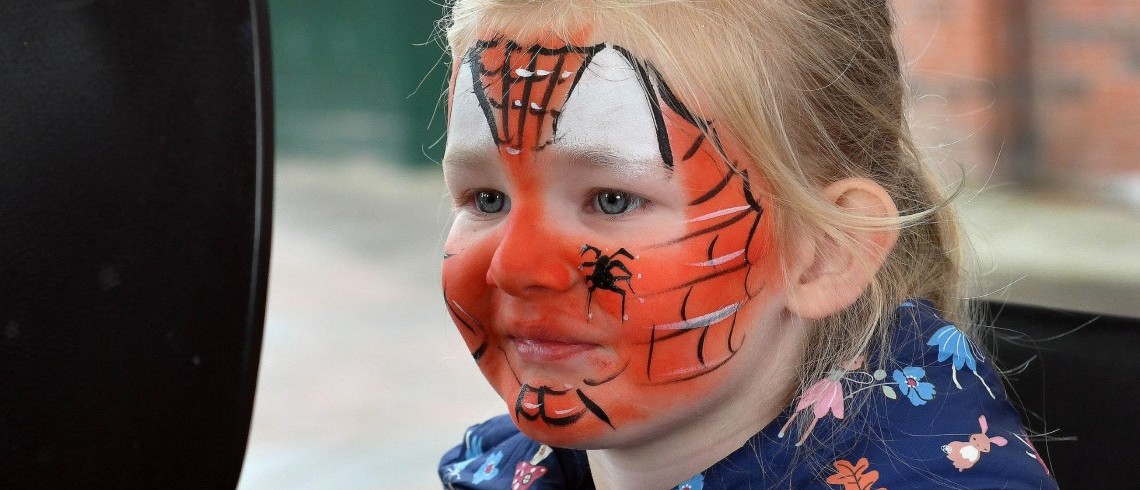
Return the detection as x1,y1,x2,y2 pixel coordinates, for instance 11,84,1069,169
237,1,1140,488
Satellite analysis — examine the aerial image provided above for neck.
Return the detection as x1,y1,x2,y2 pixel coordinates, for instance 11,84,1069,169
587,312,805,490
586,417,765,490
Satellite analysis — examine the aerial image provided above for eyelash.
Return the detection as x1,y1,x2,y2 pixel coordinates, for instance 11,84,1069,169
586,189,649,217
462,189,510,215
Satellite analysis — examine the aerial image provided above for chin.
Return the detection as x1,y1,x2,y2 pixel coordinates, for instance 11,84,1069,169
513,416,618,449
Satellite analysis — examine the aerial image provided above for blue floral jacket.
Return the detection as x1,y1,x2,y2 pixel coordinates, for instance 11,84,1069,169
439,300,1059,489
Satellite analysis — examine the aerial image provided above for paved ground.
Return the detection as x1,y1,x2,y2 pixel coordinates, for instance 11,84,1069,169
237,158,503,489
236,157,1140,489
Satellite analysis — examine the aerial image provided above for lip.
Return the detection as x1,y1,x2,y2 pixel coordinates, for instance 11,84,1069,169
510,337,600,363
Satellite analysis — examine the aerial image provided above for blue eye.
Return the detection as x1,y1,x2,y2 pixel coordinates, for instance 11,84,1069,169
594,190,645,215
475,190,508,213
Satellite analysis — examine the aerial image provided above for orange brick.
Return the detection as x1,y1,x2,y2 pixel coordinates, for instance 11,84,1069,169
894,0,1140,181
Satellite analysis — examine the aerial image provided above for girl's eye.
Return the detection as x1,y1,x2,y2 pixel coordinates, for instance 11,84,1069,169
594,190,645,215
474,190,509,214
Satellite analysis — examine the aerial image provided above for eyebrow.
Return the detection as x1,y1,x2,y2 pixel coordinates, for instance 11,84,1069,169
561,146,623,168
555,145,670,179
442,144,670,179
441,146,497,170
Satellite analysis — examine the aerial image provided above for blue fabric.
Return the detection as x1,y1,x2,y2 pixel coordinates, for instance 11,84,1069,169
439,300,1058,489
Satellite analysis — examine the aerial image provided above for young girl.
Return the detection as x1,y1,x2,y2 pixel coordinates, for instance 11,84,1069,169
436,1,1057,488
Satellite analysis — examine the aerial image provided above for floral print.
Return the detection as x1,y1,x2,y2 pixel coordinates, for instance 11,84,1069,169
893,367,936,406
780,369,846,446
826,457,885,490
471,451,503,484
927,323,996,398
798,377,847,419
443,431,486,481
444,458,475,482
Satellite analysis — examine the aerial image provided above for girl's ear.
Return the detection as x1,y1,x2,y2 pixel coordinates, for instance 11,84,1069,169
785,178,900,320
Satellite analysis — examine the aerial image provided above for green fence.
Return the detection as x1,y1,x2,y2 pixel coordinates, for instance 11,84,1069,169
270,0,448,166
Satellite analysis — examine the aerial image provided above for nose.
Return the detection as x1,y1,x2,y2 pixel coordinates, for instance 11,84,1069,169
486,209,576,296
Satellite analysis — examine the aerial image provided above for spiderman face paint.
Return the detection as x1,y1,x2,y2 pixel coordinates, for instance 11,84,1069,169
443,35,788,448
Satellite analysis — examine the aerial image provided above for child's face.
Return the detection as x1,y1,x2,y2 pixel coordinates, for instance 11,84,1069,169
442,34,788,447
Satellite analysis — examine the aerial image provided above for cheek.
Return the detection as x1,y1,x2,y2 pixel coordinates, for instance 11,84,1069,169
441,226,492,298
442,229,540,405
441,226,498,358
612,251,761,385
599,155,779,385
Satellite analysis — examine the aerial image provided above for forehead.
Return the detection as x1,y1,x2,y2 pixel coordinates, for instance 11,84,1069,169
445,41,663,169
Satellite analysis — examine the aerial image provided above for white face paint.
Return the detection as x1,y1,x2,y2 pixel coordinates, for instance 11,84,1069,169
445,46,665,181
552,48,662,179
447,60,498,157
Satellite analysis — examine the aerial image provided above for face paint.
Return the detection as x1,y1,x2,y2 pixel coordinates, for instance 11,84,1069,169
442,34,783,447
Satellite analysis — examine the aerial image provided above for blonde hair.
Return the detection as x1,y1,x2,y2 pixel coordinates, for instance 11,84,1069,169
443,0,971,447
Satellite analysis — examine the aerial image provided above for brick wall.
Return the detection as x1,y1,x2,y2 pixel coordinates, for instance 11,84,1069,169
893,0,1140,189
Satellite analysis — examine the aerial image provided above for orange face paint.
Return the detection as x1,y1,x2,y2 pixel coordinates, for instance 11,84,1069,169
442,35,779,447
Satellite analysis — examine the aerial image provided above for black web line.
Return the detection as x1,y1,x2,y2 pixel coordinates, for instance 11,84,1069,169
650,210,752,249
531,52,567,150
512,49,538,150
706,235,720,262
614,45,674,169
443,289,488,361
499,344,523,385
513,384,614,429
690,168,734,206
682,132,706,161
647,287,746,384
464,38,604,153
642,164,767,383
466,46,503,146
499,43,514,146
582,358,629,386
577,389,614,428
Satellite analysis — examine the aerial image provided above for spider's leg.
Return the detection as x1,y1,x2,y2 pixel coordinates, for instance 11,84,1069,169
613,287,627,321
611,276,632,321
611,274,633,294
580,261,596,270
612,248,636,260
580,245,602,259
585,288,594,321
609,261,636,293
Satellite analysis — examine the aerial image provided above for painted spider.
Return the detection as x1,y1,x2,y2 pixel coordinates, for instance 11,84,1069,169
580,245,636,321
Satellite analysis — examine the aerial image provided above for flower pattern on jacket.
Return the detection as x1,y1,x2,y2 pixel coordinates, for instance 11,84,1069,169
779,369,847,446
927,323,995,398
443,431,485,481
470,451,503,484
826,457,885,490
893,367,936,406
